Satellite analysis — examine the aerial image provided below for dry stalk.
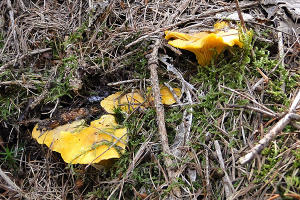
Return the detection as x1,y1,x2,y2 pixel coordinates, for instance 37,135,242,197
239,89,300,164
107,135,152,200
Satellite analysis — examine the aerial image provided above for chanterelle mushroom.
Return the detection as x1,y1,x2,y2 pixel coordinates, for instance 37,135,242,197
165,22,244,66
101,86,181,113
32,115,127,164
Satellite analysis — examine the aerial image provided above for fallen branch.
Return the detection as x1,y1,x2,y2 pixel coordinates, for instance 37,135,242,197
148,38,181,198
239,90,300,165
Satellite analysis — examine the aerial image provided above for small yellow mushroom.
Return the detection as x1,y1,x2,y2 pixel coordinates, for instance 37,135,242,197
101,86,181,113
165,22,243,66
100,91,146,114
32,115,127,164
148,86,181,105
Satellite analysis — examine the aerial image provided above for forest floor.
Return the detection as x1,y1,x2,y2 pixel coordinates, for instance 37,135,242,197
0,0,299,199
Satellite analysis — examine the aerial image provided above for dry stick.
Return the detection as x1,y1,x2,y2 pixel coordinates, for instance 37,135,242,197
214,140,235,199
205,148,211,198
0,48,52,73
226,104,278,118
234,0,246,32
148,38,181,198
107,137,152,200
107,79,150,86
239,90,300,165
221,85,276,116
166,0,192,24
234,0,255,58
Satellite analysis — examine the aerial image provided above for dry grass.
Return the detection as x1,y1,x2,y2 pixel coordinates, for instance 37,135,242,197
0,0,299,199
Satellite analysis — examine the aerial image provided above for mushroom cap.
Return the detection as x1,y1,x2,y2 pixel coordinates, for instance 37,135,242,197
32,119,85,152
100,91,146,114
32,115,127,164
101,86,181,113
148,86,181,105
165,22,243,66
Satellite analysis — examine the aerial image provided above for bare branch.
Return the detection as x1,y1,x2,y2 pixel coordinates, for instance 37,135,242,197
239,90,300,165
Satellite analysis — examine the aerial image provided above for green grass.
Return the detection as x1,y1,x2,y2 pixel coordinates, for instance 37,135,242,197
0,146,24,171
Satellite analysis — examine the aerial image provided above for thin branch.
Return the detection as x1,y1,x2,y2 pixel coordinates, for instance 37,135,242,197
148,38,181,198
234,0,246,32
252,39,298,91
239,90,300,165
226,104,278,118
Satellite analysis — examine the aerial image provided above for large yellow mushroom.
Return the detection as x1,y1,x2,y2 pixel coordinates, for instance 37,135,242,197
32,115,127,164
165,22,244,66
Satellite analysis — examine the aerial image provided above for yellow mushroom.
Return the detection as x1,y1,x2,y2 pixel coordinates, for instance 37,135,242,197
100,91,146,114
165,22,243,66
101,86,181,113
147,86,181,105
32,119,85,152
32,115,127,164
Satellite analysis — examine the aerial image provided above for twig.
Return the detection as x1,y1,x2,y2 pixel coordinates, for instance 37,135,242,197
164,62,193,155
214,140,235,199
234,0,246,32
277,31,285,92
107,79,150,86
29,70,55,110
226,104,278,118
148,38,181,198
107,135,152,200
221,85,276,116
166,0,192,24
205,148,211,199
239,90,300,165
0,48,52,73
